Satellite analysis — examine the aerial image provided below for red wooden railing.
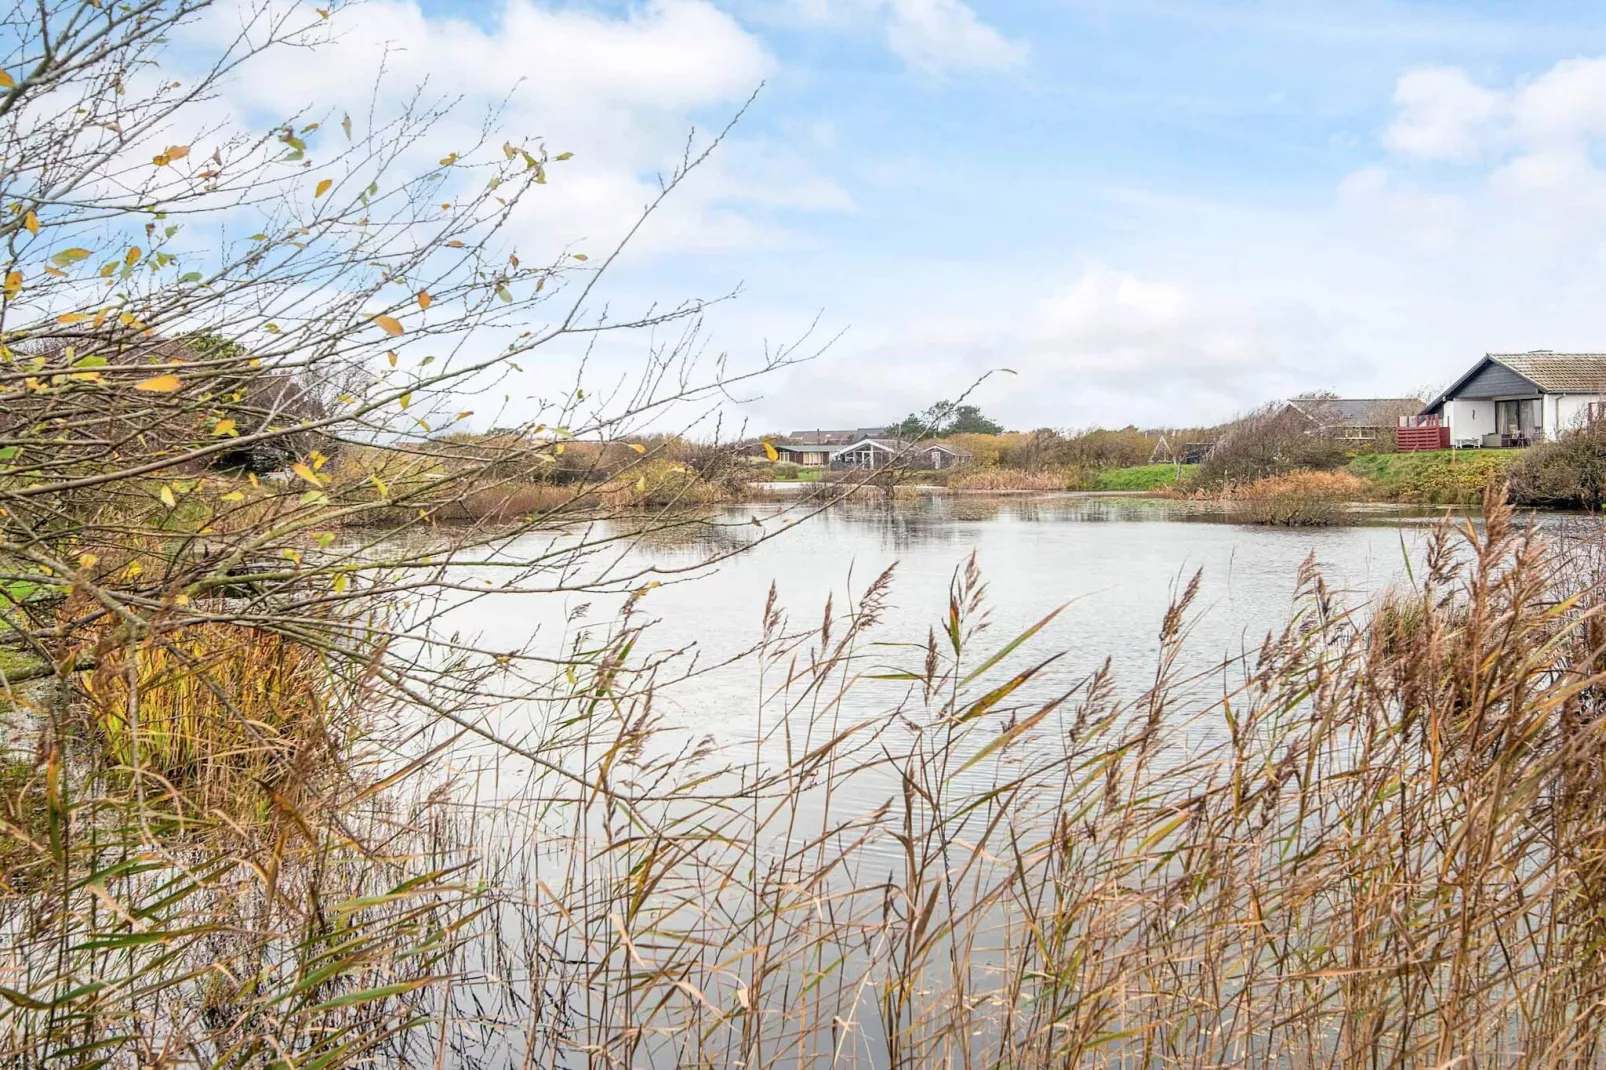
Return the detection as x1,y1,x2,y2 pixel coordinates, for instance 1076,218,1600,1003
1396,414,1450,452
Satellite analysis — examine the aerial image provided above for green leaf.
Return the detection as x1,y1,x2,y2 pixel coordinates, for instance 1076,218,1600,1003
306,979,431,1013
49,248,91,267
960,605,1067,687
179,272,202,283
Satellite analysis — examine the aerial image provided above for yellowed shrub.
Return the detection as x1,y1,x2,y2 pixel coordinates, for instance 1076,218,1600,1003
948,468,1070,491
1225,469,1370,525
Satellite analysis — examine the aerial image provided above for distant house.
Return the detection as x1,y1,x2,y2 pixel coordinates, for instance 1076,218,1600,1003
766,427,891,466
1420,352,1606,447
1279,396,1424,444
788,427,888,446
829,437,968,471
770,441,834,466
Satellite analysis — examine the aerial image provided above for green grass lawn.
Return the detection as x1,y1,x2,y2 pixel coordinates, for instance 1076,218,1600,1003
1093,463,1196,491
1346,448,1524,503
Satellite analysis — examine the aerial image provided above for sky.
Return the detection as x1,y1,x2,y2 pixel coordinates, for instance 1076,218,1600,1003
191,0,1606,433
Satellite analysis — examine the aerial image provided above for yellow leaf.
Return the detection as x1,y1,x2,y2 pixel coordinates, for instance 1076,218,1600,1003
416,290,431,309
221,491,245,502
372,314,404,336
77,553,98,569
4,271,20,298
124,246,140,266
158,486,176,508
386,350,398,367
762,439,779,462
0,71,14,90
315,178,332,198
291,462,322,488
247,472,259,488
554,151,573,161
43,266,64,278
634,476,646,493
152,154,170,167
123,560,144,579
572,253,588,261
212,418,237,437
628,443,646,454
165,145,189,160
398,392,411,410
332,572,349,592
439,153,458,166
22,211,36,235
134,373,182,392
445,240,465,248
55,312,89,324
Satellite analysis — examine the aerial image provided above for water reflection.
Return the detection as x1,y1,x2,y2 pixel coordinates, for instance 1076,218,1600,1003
442,496,1451,750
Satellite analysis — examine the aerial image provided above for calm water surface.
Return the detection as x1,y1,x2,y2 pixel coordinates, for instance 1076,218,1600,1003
445,495,1453,746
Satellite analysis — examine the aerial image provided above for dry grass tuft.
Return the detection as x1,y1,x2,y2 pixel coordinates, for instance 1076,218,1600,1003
1225,468,1370,525
81,622,334,812
948,467,1071,491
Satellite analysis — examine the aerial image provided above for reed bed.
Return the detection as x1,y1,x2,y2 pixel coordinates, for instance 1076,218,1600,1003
947,468,1072,492
7,491,1606,1066
1222,468,1371,525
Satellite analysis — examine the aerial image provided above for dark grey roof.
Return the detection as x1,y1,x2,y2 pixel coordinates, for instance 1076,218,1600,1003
1286,397,1423,428
786,427,887,445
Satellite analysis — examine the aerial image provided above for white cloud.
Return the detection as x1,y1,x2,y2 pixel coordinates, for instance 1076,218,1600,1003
186,0,848,257
1510,57,1606,147
1385,67,1500,160
883,0,1026,75
774,0,1023,75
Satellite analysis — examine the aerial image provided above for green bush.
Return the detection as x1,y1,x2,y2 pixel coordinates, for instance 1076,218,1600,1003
1508,427,1606,509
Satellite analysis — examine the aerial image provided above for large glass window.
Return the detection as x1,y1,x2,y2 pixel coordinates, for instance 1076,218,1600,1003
1494,398,1541,445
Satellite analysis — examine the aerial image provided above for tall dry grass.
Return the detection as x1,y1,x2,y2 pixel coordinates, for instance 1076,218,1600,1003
82,620,336,814
948,468,1071,491
12,490,1606,1066
1223,468,1370,525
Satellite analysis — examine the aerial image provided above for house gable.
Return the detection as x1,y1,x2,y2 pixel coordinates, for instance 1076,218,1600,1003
1422,357,1544,416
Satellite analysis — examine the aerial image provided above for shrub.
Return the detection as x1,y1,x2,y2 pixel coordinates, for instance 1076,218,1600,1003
1225,469,1369,526
1193,403,1348,487
1508,426,1606,509
948,468,1070,491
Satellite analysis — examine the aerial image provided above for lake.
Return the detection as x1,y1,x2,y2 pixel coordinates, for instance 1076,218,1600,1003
441,494,1447,743
396,495,1482,1067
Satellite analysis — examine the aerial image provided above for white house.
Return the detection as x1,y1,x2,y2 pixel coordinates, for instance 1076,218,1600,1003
829,437,969,471
1420,352,1606,447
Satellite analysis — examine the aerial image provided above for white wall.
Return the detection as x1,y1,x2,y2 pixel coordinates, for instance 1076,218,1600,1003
1444,398,1494,442
1557,394,1606,434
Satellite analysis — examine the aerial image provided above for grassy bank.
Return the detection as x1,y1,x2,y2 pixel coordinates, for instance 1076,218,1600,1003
1091,462,1195,491
1346,448,1523,503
